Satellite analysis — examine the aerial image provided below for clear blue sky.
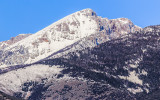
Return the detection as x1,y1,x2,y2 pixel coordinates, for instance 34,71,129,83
0,0,160,42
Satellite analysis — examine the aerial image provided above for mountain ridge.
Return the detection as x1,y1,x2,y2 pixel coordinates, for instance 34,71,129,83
0,8,141,68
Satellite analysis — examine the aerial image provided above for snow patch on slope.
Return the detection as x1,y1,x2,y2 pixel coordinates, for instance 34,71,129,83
127,87,143,94
119,70,143,85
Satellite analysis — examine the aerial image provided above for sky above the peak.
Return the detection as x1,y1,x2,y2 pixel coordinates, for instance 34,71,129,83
0,0,160,41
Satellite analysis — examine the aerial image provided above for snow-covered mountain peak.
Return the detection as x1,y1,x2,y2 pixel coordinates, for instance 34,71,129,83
1,9,100,67
0,8,141,68
5,9,98,48
117,18,133,24
78,8,97,16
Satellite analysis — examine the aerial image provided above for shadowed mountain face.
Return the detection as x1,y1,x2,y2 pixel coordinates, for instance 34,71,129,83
29,25,159,100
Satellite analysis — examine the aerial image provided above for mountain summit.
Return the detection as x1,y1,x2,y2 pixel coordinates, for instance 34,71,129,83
0,8,141,68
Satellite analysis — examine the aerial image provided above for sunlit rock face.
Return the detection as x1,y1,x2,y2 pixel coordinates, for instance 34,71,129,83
109,18,141,38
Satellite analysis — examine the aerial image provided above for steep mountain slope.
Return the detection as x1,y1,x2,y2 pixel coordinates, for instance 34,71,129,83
0,25,159,100
0,8,141,68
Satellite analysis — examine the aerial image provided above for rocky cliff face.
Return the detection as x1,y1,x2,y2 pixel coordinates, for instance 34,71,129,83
109,18,141,38
0,8,141,68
